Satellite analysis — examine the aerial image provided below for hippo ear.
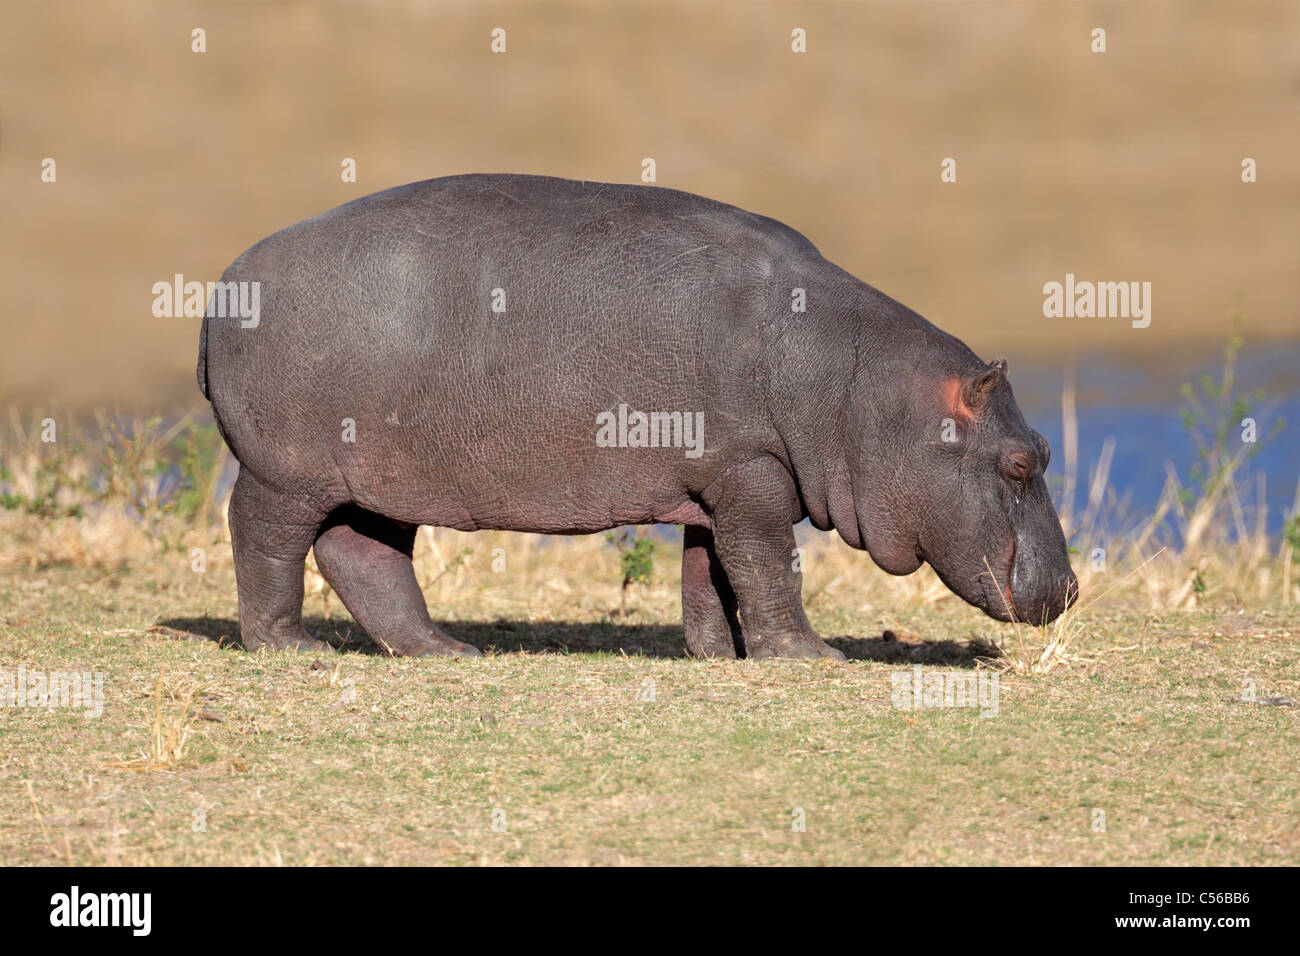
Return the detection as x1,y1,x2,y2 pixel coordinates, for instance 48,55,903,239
961,360,1005,411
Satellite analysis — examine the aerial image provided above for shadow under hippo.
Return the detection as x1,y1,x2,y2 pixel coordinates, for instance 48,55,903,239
154,617,995,667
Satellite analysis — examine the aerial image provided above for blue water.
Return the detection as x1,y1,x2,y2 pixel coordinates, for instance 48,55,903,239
1002,342,1299,538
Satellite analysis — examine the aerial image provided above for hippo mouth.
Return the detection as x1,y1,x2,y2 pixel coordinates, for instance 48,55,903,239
977,542,1019,622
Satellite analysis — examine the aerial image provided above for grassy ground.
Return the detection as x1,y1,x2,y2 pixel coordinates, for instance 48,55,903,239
3,533,1297,866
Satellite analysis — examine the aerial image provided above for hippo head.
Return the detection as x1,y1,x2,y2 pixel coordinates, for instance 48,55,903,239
848,357,1078,625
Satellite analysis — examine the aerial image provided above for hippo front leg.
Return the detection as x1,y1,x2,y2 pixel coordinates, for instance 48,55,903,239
704,458,846,661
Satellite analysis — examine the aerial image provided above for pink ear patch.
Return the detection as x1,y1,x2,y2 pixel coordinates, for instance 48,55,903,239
941,377,976,421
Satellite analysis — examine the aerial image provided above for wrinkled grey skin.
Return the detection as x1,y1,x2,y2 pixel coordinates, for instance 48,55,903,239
200,173,1078,659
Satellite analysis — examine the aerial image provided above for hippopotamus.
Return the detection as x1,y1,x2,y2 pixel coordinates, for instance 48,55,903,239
199,173,1077,660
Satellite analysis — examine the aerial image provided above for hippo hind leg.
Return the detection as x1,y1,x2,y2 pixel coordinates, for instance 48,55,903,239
681,525,743,659
228,467,333,653
312,506,481,658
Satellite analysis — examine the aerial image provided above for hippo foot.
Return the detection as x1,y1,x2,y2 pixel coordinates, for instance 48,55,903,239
746,638,846,662
411,636,481,659
685,637,739,660
683,620,740,659
371,628,482,658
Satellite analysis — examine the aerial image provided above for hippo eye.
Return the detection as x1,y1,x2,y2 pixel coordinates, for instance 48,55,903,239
1001,451,1032,482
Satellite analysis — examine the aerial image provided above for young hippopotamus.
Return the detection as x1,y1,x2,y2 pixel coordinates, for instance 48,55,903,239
199,173,1078,660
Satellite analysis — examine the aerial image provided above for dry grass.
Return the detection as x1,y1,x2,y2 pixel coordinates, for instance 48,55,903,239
102,666,212,772
2,554,1296,865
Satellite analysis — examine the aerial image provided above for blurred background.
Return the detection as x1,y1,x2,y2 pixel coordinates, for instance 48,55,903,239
2,0,1297,529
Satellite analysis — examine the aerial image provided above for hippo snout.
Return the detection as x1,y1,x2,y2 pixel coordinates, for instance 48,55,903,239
1009,565,1078,625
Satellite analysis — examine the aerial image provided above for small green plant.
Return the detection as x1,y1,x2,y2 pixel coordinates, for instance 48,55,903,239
429,546,473,585
605,527,656,616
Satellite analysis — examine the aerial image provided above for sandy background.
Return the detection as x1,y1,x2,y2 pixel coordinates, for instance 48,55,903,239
3,0,1297,410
